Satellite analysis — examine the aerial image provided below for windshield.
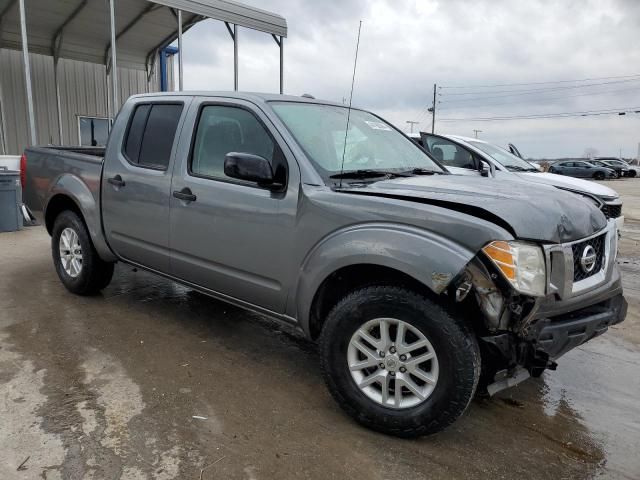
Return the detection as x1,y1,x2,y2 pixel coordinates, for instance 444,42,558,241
271,102,444,182
467,140,539,172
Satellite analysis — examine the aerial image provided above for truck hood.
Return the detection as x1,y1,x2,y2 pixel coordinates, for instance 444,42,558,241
513,172,619,200
340,175,606,243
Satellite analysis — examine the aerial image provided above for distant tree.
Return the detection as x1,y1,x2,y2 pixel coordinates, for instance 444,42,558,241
583,147,599,159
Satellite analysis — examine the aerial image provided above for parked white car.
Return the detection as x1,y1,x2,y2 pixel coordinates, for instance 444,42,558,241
410,133,624,229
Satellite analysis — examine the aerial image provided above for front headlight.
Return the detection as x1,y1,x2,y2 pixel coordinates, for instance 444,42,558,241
482,241,546,296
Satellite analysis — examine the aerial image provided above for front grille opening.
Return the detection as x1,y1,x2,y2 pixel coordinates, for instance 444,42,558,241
601,204,622,219
571,233,606,282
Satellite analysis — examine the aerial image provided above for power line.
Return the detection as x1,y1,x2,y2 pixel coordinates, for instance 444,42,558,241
438,106,640,122
439,73,640,89
438,78,640,101
437,85,640,110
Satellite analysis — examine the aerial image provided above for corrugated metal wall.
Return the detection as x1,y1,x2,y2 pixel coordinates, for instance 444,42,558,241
0,48,171,155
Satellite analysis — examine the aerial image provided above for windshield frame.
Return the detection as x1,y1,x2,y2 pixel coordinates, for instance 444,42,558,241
267,100,449,185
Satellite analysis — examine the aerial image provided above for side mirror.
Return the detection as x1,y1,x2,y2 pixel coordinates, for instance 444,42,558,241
479,161,491,177
224,152,275,186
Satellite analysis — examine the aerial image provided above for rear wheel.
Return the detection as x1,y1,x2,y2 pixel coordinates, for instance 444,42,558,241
319,286,480,437
51,210,114,295
593,171,605,180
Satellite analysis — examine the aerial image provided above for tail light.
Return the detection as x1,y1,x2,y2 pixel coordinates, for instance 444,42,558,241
20,153,26,188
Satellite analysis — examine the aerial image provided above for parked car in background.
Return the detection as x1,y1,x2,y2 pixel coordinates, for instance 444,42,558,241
410,133,624,229
547,160,616,180
22,92,627,437
592,158,637,177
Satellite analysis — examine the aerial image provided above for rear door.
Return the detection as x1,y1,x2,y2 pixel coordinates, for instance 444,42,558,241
102,99,186,273
168,98,300,313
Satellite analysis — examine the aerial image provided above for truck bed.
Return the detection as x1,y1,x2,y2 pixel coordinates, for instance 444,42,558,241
23,146,105,217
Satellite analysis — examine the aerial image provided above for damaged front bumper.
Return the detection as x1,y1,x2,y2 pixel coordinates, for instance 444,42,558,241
459,220,627,394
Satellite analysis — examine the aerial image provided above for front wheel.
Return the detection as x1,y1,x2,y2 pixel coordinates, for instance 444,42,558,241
593,171,605,180
51,210,115,295
319,286,480,437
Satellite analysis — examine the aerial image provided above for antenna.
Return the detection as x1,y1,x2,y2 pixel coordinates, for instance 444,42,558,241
339,20,363,188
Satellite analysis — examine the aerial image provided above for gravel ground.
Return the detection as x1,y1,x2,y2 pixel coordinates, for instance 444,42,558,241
1,178,639,480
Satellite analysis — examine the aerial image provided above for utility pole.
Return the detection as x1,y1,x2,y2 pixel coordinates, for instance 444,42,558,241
406,120,419,133
473,129,483,138
427,83,437,133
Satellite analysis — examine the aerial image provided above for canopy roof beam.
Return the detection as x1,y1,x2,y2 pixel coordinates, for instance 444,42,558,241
0,0,17,23
144,12,202,70
103,3,160,66
51,0,88,61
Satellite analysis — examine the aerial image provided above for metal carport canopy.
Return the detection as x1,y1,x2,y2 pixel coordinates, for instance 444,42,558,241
0,0,287,70
0,0,287,146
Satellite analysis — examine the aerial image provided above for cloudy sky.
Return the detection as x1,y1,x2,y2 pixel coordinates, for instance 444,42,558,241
176,0,640,159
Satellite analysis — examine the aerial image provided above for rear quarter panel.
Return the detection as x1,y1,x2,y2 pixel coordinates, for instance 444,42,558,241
24,147,116,261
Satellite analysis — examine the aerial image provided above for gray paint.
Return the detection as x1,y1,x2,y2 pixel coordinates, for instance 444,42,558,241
23,92,621,339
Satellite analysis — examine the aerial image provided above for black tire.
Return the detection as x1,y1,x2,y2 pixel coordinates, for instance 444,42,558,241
319,286,480,437
629,170,636,178
593,171,605,180
51,210,114,295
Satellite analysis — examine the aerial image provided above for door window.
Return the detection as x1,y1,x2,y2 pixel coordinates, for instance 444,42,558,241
123,103,183,170
424,136,475,169
190,105,281,182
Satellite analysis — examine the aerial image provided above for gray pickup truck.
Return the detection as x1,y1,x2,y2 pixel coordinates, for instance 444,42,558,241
23,92,627,437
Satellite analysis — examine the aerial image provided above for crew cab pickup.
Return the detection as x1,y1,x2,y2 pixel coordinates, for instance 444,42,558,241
23,92,627,437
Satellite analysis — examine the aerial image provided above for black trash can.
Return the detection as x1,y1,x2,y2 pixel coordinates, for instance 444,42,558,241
0,167,22,232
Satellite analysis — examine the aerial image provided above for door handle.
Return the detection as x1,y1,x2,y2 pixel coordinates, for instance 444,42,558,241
173,188,197,203
107,175,125,188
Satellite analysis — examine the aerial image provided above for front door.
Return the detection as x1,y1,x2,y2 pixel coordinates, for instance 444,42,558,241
102,100,186,273
421,134,480,176
169,99,299,313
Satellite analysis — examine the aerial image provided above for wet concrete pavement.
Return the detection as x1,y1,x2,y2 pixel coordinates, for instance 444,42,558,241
1,180,639,480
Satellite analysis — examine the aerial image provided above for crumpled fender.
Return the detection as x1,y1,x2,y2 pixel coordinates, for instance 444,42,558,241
293,222,476,337
46,173,116,262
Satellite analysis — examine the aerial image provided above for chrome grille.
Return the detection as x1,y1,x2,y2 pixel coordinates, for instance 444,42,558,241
571,233,606,282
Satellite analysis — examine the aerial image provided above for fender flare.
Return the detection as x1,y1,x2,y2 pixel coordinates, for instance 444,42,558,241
293,223,475,337
45,173,117,262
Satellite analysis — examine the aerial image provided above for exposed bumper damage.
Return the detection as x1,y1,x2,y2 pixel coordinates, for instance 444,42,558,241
453,224,626,395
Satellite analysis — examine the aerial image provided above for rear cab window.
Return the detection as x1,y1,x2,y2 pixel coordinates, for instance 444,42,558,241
123,103,184,170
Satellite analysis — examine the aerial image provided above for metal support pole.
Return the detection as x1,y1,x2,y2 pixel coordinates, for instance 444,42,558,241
109,0,118,110
0,77,7,154
53,58,64,144
431,83,436,134
177,9,183,91
233,24,238,91
272,34,283,94
279,36,283,94
19,0,37,145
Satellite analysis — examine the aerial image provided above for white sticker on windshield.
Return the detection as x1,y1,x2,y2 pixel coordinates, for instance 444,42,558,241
364,121,392,131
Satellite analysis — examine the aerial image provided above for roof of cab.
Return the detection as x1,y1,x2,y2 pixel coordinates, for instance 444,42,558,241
128,91,346,108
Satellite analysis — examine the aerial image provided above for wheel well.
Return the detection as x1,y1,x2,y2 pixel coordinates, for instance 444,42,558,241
45,195,82,234
308,264,433,340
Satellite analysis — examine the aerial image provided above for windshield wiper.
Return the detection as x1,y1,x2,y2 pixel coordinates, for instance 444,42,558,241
405,167,441,175
506,165,535,172
329,169,410,179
